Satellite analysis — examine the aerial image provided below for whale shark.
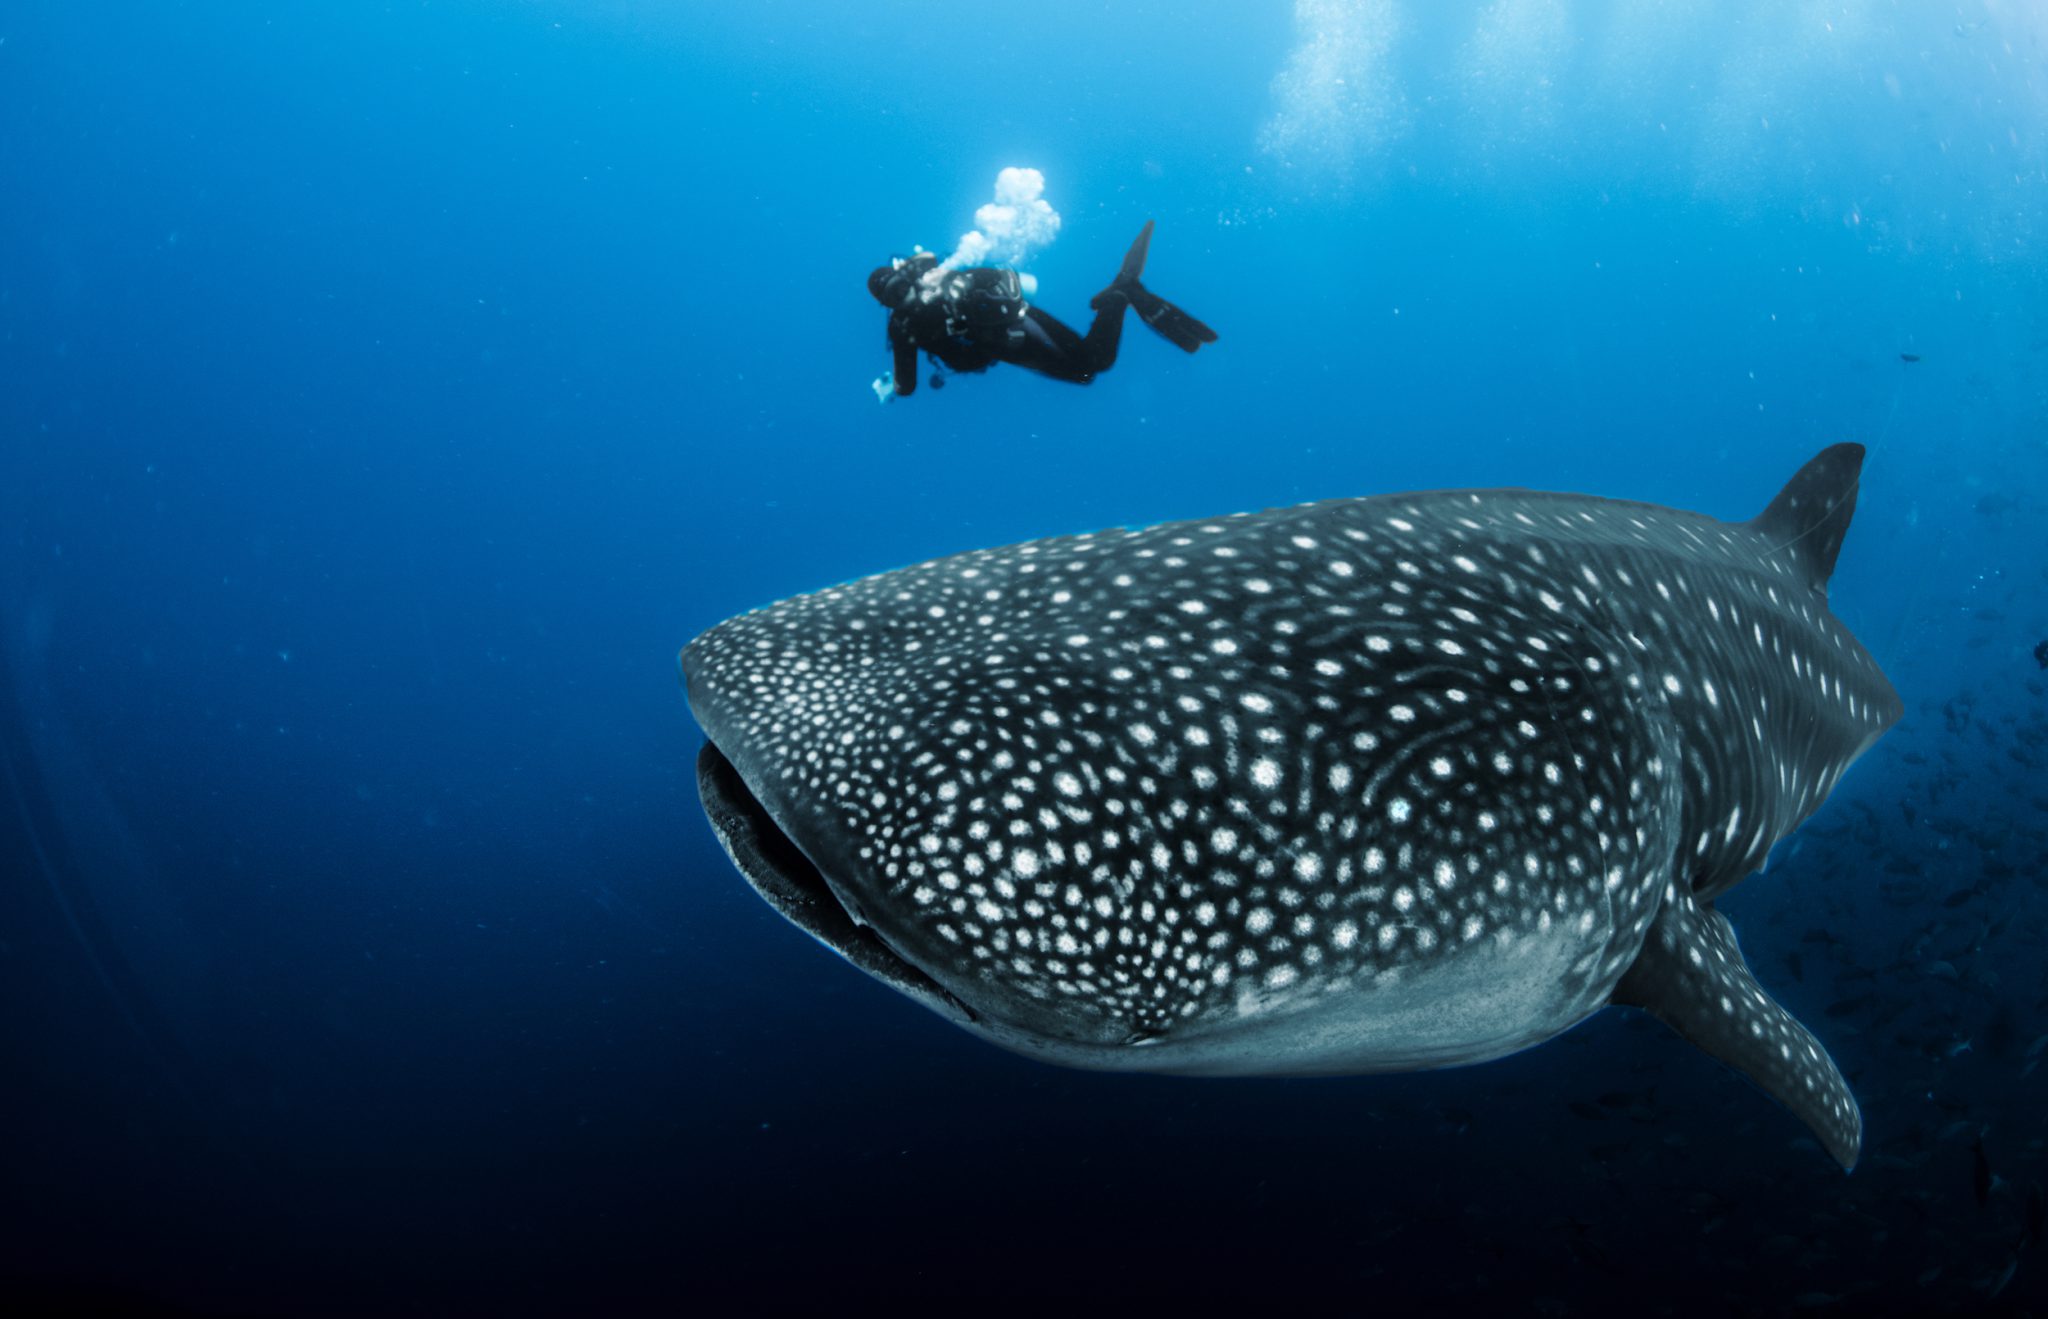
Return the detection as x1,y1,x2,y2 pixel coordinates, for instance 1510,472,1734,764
681,444,1900,1169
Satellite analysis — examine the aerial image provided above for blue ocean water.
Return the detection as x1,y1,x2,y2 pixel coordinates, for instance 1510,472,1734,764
3,2,2045,1312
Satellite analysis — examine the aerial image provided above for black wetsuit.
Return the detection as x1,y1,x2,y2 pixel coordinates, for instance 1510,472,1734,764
868,222,1214,398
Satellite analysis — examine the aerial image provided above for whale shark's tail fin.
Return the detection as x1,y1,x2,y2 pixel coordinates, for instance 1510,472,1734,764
1748,443,1865,596
1615,886,1861,1171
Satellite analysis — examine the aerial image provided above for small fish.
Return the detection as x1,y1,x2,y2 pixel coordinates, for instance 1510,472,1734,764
1973,1136,1993,1207
1899,352,1922,363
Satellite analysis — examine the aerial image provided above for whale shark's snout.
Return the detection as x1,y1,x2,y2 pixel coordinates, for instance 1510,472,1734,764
688,730,976,1030
682,637,1121,1052
681,641,950,1013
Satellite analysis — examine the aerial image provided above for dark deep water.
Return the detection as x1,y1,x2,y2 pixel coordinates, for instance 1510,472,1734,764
4,2,2047,1313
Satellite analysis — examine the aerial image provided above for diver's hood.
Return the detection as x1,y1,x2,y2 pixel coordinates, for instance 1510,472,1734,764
869,252,938,308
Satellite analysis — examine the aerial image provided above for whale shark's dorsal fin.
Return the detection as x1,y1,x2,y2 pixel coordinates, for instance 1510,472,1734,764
1614,884,1861,1169
1746,442,1865,595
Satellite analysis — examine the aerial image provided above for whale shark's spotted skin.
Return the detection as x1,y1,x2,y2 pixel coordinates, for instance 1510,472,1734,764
682,445,1899,1168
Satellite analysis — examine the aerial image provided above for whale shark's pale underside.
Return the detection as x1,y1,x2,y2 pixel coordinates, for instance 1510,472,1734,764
681,444,1899,1169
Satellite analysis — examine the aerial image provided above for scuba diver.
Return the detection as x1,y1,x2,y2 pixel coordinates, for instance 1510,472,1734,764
866,220,1216,399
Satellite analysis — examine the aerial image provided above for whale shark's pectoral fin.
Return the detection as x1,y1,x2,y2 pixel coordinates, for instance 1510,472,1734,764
1613,886,1861,1170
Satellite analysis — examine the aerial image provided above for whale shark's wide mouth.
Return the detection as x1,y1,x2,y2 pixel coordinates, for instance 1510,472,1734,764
693,741,976,1027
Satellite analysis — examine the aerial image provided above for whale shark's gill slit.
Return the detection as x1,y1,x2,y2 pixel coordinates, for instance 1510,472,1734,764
1535,657,1611,931
1543,596,1667,955
1351,719,1484,812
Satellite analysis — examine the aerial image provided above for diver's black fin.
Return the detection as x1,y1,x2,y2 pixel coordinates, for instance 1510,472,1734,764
1125,284,1218,353
1092,220,1215,352
1613,884,1861,1171
1119,220,1154,283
